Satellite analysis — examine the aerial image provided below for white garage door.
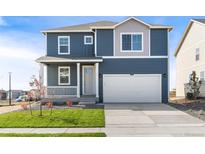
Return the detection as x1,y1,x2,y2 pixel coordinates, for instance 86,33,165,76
103,74,162,103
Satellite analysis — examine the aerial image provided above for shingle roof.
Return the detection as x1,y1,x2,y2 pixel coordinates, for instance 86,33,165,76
192,19,205,24
43,21,117,32
41,17,172,33
36,56,103,63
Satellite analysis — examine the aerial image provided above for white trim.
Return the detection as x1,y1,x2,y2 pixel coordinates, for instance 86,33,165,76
113,29,115,56
167,29,170,99
120,32,143,53
58,36,70,55
84,35,93,45
82,65,95,95
95,30,97,56
114,17,151,28
101,56,168,59
45,33,47,55
77,63,80,98
148,29,151,56
43,65,47,87
38,59,103,63
42,30,93,34
103,74,162,103
47,86,77,88
58,66,70,85
46,95,77,98
95,63,99,98
103,74,162,77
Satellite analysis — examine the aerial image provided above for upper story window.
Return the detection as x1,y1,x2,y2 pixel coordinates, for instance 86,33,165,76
195,48,200,61
58,36,70,55
58,66,70,85
84,36,93,45
121,33,143,52
200,71,204,81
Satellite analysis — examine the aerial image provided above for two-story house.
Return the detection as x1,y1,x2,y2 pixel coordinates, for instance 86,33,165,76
175,19,205,97
36,17,172,103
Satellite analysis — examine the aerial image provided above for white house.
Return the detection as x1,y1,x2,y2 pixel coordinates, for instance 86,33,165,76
175,19,205,97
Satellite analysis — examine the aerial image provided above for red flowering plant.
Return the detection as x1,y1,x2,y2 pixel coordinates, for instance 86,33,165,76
29,75,45,101
67,100,73,107
29,75,46,116
20,102,28,110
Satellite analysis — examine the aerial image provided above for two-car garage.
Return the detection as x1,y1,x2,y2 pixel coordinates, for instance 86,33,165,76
103,74,162,103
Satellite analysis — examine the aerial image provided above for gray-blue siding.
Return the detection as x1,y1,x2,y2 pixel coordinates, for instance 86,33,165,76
96,29,113,56
99,58,168,103
47,63,77,86
150,29,168,56
46,29,168,57
47,33,94,57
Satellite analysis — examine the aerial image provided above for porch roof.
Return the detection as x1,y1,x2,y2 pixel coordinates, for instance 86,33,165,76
36,56,103,63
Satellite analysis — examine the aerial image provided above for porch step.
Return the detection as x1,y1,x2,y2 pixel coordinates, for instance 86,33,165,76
79,101,96,105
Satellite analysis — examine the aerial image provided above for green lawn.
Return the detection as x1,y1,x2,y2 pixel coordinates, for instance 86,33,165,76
0,109,105,128
0,133,106,137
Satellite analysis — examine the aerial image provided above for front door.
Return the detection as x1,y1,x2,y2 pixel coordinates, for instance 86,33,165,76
83,66,95,95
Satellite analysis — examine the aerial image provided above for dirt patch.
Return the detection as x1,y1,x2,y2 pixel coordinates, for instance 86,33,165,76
169,99,205,121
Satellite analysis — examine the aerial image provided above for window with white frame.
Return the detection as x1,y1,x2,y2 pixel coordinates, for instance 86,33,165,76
195,48,200,61
200,71,204,81
58,66,70,85
121,33,143,52
58,36,70,54
84,36,93,45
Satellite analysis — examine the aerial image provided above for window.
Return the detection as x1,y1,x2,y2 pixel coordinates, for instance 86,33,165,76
58,66,70,85
58,36,70,54
200,71,204,81
121,33,143,52
195,48,200,61
84,36,93,45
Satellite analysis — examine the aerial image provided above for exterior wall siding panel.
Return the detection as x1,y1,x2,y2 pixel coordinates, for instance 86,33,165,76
47,63,77,86
47,32,94,57
150,29,168,56
99,58,168,103
96,29,113,56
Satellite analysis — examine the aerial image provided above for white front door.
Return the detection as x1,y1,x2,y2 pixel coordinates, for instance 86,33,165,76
83,66,96,95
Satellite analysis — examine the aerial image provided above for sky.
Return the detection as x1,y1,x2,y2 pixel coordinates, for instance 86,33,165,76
0,16,204,91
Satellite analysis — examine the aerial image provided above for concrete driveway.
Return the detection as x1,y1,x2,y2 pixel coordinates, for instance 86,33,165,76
104,103,205,136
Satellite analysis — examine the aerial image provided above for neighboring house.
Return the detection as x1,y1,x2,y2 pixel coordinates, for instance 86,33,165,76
7,90,24,99
0,90,7,100
36,17,172,103
175,19,205,97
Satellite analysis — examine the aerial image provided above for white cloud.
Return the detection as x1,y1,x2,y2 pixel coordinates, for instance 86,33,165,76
0,16,7,26
0,31,44,60
0,46,40,60
0,30,44,90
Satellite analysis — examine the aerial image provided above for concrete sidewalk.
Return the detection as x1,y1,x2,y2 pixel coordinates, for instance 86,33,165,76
0,105,22,115
0,103,205,136
0,128,104,134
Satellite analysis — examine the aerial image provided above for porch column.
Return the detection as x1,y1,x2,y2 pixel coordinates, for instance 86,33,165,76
43,64,47,98
95,63,99,98
77,63,80,98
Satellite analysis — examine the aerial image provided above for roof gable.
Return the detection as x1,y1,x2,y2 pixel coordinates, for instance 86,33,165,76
41,17,172,34
175,19,205,57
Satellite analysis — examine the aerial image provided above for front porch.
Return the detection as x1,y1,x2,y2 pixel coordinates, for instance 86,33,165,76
36,56,103,103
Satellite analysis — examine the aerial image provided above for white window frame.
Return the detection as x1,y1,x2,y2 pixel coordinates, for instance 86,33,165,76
195,48,200,61
200,71,204,81
58,36,70,55
120,32,143,52
84,35,93,45
58,66,70,85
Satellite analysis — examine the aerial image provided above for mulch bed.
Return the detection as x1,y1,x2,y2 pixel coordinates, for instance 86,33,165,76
168,99,205,121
